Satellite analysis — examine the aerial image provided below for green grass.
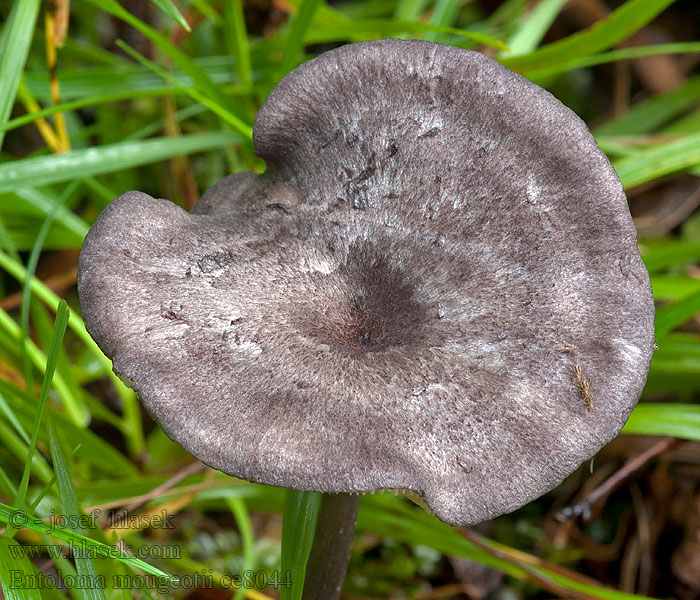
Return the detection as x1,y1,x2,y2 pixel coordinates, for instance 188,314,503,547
1,0,699,598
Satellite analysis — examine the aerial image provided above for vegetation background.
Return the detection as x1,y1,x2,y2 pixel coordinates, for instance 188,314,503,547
1,0,700,598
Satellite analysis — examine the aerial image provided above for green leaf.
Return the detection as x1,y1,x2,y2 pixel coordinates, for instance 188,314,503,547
115,40,252,138
148,0,191,32
486,0,528,30
647,333,700,392
281,0,325,74
0,0,41,149
0,538,42,600
22,57,241,102
0,303,84,426
502,0,675,74
0,249,142,457
1,186,89,244
47,413,107,600
393,0,430,20
654,289,700,338
424,0,463,42
9,301,69,528
664,106,700,135
227,497,255,600
649,274,700,300
18,183,77,398
0,466,17,502
0,418,53,486
641,239,700,273
0,249,103,367
651,333,700,368
188,0,221,24
280,490,321,600
27,444,81,513
503,0,567,56
525,42,700,80
0,90,151,135
594,76,700,137
623,403,700,441
223,0,252,89
300,18,507,49
613,132,700,189
0,380,137,476
0,390,30,445
84,0,245,128
0,131,241,194
0,211,18,257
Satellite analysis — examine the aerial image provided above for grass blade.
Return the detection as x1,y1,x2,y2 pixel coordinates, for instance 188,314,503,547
0,302,84,427
663,106,700,134
115,40,252,138
424,0,463,42
0,248,113,371
654,289,700,338
526,42,700,80
613,132,700,189
358,495,652,600
0,212,19,258
296,17,507,49
640,240,700,273
394,0,430,20
226,497,255,600
0,131,241,194
8,186,90,242
7,300,69,537
47,413,107,600
0,538,42,600
502,0,675,74
0,418,53,485
0,248,143,459
0,466,17,499
281,0,325,75
0,379,137,475
0,0,41,149
23,59,241,102
623,403,700,441
149,0,191,32
87,0,241,125
650,274,700,300
18,182,77,395
504,0,568,57
594,76,700,137
280,490,321,600
224,0,252,90
646,333,700,392
0,88,179,135
0,391,30,445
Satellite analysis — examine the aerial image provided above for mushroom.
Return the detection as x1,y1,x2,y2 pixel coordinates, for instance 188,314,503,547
78,39,655,597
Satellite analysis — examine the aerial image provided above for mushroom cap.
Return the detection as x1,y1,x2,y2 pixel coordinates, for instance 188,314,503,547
78,39,655,526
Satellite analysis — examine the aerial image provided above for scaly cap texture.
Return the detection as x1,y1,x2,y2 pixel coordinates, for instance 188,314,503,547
78,39,655,525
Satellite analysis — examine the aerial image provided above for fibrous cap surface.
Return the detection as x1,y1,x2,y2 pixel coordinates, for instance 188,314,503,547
78,39,655,525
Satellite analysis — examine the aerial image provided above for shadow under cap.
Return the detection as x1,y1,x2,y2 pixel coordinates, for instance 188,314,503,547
77,38,655,526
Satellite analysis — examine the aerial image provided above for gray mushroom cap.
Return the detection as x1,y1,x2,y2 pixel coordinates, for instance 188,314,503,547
77,39,655,526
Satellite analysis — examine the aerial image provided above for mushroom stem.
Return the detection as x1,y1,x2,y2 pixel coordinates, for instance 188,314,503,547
302,492,360,600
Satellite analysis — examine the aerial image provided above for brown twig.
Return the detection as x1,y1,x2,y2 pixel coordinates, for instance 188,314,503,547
103,460,206,527
557,436,681,522
460,528,605,600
